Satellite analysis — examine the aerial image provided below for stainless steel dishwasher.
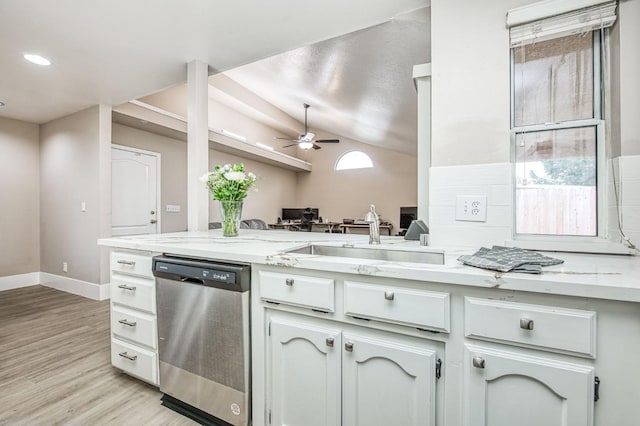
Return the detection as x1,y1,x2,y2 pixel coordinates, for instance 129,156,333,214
152,255,251,426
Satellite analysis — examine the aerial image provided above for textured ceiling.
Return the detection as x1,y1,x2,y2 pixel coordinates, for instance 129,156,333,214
223,7,430,155
0,0,428,124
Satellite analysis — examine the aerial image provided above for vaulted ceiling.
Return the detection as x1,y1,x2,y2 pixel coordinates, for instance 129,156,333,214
0,0,428,125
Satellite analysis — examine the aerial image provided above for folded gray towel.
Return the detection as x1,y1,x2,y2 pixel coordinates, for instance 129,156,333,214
457,245,564,274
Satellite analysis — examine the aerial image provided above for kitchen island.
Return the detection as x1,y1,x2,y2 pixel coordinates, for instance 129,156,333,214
99,230,640,426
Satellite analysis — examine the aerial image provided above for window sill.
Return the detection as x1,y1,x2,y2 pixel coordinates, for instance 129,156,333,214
505,238,637,255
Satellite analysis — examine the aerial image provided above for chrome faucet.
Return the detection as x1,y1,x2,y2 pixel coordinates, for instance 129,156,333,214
364,204,380,245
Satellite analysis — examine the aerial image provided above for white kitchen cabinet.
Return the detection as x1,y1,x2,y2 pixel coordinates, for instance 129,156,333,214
464,344,595,426
463,297,597,426
269,316,342,426
109,249,159,386
266,311,440,426
342,332,437,426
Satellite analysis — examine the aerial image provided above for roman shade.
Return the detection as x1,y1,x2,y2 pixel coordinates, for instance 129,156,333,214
507,0,617,47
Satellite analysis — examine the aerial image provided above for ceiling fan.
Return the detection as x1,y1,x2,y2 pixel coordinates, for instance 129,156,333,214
276,103,340,150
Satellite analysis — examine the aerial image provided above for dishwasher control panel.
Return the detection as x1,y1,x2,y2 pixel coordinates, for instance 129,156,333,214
152,255,250,292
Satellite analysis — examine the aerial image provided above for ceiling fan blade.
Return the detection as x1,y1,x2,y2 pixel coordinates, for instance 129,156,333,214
282,143,299,148
274,136,299,141
312,143,322,150
315,139,340,143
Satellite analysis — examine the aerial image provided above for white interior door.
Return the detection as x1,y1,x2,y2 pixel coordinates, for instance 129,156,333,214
111,145,160,236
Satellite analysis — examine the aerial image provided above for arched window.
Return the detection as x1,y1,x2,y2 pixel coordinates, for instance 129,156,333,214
335,151,373,171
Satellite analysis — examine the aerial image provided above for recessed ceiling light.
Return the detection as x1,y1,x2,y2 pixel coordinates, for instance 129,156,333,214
24,53,51,66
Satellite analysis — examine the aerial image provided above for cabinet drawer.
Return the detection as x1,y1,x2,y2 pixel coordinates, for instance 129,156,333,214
465,297,596,358
344,281,450,332
111,338,158,385
259,271,334,312
111,274,156,313
111,305,157,349
111,251,153,279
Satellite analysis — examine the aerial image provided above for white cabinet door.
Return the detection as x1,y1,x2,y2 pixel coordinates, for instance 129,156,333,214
269,317,341,426
342,332,437,426
464,344,595,426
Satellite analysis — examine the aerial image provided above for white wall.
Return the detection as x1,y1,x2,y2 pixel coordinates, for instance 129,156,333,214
428,0,640,247
0,117,40,277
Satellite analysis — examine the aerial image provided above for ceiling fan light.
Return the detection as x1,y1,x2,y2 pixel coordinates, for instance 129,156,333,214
299,141,314,150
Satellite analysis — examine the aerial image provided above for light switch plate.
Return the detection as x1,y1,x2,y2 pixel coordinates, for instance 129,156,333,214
166,204,181,213
455,195,487,222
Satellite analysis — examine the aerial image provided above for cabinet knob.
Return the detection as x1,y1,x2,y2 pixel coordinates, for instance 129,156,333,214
345,342,354,352
326,337,334,347
520,318,535,330
472,355,485,369
384,291,395,301
285,278,294,286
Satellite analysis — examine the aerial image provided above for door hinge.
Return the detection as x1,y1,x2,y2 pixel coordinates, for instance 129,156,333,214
435,358,442,380
268,322,271,336
594,376,600,402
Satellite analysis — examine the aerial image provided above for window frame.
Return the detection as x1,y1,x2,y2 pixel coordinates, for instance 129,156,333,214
510,30,609,246
334,150,373,171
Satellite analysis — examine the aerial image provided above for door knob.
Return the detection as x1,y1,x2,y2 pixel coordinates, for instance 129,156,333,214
150,219,157,224
150,210,155,215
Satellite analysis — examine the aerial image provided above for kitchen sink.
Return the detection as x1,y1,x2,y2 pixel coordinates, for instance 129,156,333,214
285,244,445,265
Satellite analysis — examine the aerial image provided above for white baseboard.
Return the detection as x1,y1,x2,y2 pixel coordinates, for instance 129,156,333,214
0,272,41,292
39,273,110,301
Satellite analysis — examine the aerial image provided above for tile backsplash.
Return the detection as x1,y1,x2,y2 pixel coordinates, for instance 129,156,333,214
429,157,640,250
429,163,512,248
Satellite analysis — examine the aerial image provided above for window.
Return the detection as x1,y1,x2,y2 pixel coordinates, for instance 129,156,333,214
335,151,373,171
508,1,616,240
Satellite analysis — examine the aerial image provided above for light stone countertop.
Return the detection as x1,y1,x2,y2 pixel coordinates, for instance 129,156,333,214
98,229,640,303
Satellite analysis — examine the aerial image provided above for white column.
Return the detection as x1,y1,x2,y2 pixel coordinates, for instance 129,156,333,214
187,60,210,231
413,63,432,225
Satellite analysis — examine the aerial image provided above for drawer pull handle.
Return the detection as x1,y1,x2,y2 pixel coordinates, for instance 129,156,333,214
117,260,136,266
384,291,395,301
118,319,137,327
520,318,535,330
117,284,137,291
472,355,485,369
285,278,294,286
345,342,354,352
118,351,138,361
326,337,334,347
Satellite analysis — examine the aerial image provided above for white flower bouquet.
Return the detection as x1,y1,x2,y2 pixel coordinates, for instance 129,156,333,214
201,164,257,236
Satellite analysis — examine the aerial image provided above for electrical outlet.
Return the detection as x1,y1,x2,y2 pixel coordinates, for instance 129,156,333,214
455,195,487,222
63,262,68,273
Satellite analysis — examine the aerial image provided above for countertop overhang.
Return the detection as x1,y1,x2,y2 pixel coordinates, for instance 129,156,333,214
98,230,640,303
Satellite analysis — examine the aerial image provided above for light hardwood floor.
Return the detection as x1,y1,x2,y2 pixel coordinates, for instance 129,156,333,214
0,285,195,425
